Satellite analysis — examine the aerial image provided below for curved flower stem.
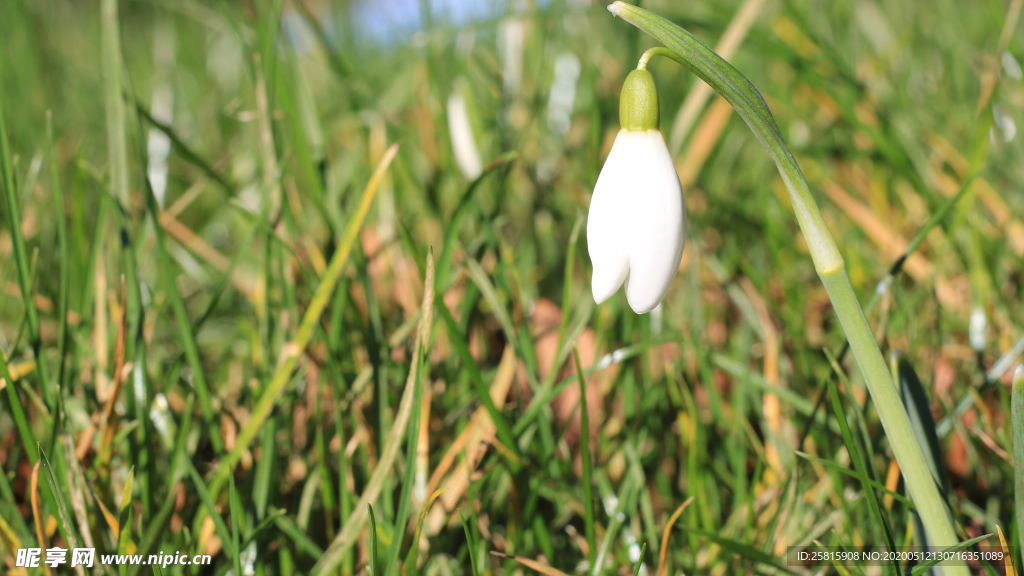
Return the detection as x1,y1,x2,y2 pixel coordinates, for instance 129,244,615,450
609,3,966,574
636,47,678,70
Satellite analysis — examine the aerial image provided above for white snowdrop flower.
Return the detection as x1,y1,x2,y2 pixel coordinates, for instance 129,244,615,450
588,68,686,314
1003,51,1022,80
547,52,581,136
992,104,1016,142
969,306,987,352
148,393,174,449
147,19,175,208
498,18,525,99
447,85,483,180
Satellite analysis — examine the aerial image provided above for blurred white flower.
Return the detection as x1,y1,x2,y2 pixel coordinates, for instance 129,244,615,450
498,18,524,99
547,52,581,136
969,306,986,352
588,129,686,314
1003,51,1022,80
447,87,483,179
991,104,1016,142
147,19,175,208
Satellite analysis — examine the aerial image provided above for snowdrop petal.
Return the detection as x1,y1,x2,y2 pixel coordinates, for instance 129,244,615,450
623,130,685,313
588,133,632,304
587,129,686,313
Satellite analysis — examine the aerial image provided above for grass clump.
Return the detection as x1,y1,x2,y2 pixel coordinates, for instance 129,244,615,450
1,0,1023,575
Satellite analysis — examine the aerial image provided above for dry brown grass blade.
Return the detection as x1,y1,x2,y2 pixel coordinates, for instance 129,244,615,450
163,175,209,218
999,0,1024,53
490,552,571,576
425,423,472,498
98,276,128,465
925,131,1024,256
738,277,786,477
61,435,95,549
208,143,401,497
820,180,932,281
883,458,900,511
424,346,516,534
657,496,694,576
668,0,767,151
0,359,36,384
405,487,449,569
997,525,1017,576
157,211,256,300
3,282,54,313
427,345,516,496
96,501,120,540
309,249,434,576
93,251,109,401
30,461,52,576
0,515,28,576
675,96,735,189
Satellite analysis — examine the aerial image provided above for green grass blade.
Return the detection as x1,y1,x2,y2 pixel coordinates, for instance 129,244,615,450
126,480,179,576
436,301,518,457
271,510,325,560
309,249,435,576
632,542,646,576
384,339,426,576
208,143,399,496
134,103,235,196
573,348,596,572
435,151,518,291
146,194,223,454
0,99,51,409
593,463,639,575
794,451,916,509
0,351,37,460
464,257,538,389
253,421,276,522
826,374,900,576
328,382,353,574
556,213,584,355
677,527,798,575
368,504,380,576
101,0,128,207
36,443,78,548
190,224,259,332
185,460,234,559
907,533,993,576
403,488,448,576
241,509,286,552
166,393,195,490
899,173,980,277
513,337,672,436
892,352,948,495
45,112,70,389
230,470,242,576
800,171,979,454
458,509,478,576
117,466,135,576
1013,366,1024,563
